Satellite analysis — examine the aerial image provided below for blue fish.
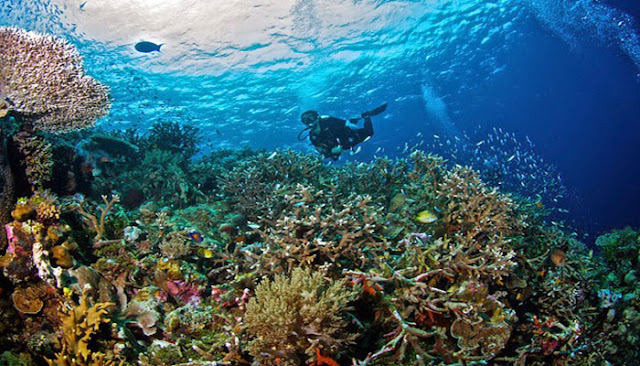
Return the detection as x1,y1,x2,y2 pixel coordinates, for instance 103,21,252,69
187,231,204,243
135,41,162,53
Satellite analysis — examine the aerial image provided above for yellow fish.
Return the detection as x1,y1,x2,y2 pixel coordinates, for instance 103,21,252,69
415,209,437,223
198,247,214,258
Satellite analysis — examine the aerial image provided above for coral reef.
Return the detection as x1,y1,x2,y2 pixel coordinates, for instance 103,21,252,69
0,131,16,249
0,27,110,132
0,144,637,366
244,267,358,365
144,121,200,159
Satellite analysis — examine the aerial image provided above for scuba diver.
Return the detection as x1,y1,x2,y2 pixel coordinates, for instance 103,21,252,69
299,103,388,161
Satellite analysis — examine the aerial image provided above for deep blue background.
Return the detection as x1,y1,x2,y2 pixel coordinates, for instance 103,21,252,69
453,18,640,237
607,0,640,19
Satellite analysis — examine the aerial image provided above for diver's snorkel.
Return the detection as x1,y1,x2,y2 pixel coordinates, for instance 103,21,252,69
297,126,311,141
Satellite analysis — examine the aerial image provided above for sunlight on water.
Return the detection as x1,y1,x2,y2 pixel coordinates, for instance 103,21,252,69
1,0,639,151
49,0,442,74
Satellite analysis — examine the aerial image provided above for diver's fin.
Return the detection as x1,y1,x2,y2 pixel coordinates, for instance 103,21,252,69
362,103,388,118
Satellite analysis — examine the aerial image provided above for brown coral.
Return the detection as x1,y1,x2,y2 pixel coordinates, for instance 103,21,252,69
244,267,358,366
450,316,512,359
159,231,192,259
0,27,110,132
11,131,54,191
11,286,45,314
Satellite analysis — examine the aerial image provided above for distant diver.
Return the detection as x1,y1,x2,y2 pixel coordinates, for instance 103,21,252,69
135,41,162,53
299,103,387,161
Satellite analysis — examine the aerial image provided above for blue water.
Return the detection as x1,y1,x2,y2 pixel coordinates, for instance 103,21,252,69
2,0,640,238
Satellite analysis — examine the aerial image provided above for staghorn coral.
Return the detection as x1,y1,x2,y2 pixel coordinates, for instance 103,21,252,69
330,156,411,205
47,294,122,366
448,292,515,360
145,121,200,159
70,194,120,242
0,27,110,132
244,267,358,366
219,150,325,218
250,184,389,277
435,165,526,244
347,231,520,365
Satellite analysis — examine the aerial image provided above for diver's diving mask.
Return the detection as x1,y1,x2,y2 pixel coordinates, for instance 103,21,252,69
301,110,319,126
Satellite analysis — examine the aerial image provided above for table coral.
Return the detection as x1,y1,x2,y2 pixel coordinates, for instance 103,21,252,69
0,27,110,132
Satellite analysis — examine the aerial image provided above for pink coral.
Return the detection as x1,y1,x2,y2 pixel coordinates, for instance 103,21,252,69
165,280,203,305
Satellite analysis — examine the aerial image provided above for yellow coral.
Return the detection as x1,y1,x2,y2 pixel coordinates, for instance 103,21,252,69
47,294,122,366
245,268,358,366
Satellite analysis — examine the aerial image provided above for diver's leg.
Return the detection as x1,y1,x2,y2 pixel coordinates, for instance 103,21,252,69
363,117,373,136
348,118,374,147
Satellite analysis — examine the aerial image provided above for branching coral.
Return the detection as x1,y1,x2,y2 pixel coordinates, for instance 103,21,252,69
244,267,358,365
145,121,200,159
11,131,54,192
347,231,519,364
71,194,120,242
251,184,388,276
158,231,192,259
0,27,110,132
47,294,122,366
436,165,526,244
219,150,325,218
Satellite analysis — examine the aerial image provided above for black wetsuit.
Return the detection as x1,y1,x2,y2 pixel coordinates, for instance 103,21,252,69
309,116,374,160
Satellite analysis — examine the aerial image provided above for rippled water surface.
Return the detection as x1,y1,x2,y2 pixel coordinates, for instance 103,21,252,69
2,0,640,233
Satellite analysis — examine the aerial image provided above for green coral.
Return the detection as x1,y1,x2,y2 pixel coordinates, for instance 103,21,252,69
596,227,639,269
244,267,358,366
0,351,33,366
